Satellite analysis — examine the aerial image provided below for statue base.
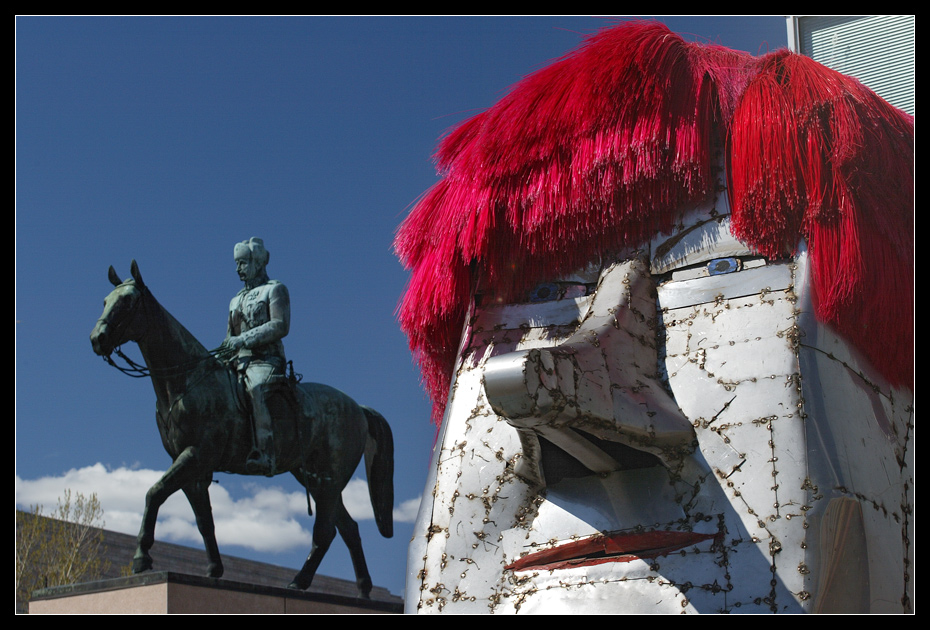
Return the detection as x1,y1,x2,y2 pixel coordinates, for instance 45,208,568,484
28,572,403,614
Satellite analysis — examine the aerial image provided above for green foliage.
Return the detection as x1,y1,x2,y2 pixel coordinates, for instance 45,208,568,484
15,490,110,609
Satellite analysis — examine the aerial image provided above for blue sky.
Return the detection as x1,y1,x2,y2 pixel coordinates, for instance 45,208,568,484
15,15,789,598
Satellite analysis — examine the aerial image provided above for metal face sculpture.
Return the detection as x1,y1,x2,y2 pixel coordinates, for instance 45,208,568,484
397,23,913,614
405,186,913,614
90,260,394,597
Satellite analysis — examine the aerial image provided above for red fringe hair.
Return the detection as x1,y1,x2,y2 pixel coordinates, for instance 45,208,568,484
395,22,914,424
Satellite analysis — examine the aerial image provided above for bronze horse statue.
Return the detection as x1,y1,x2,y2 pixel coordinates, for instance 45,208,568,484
90,261,393,597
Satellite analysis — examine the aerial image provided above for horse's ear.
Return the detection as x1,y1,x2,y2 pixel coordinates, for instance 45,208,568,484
130,259,145,288
108,266,121,287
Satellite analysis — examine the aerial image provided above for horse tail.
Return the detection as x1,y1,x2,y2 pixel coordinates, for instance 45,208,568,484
361,406,394,538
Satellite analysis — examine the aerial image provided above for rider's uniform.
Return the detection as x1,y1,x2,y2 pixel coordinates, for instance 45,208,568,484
226,278,290,475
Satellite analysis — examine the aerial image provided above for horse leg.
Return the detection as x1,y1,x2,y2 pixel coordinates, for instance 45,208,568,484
288,487,338,591
334,498,373,599
182,476,224,578
133,446,202,573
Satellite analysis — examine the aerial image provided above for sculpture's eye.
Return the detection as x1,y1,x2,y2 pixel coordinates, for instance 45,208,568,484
526,281,596,303
529,282,560,302
707,257,741,276
657,255,769,283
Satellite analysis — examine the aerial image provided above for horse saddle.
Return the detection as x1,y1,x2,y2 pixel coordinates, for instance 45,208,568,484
231,373,302,420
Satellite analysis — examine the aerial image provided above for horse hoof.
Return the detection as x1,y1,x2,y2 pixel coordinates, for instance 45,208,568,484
207,563,224,579
288,574,311,590
132,555,153,574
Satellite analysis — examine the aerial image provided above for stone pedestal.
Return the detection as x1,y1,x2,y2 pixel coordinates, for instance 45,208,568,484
28,572,403,614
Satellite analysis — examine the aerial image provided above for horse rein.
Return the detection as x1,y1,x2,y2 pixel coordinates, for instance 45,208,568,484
99,281,229,378
103,344,231,379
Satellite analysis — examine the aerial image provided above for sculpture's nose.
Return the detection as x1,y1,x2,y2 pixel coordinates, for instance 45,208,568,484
483,259,695,485
90,322,110,356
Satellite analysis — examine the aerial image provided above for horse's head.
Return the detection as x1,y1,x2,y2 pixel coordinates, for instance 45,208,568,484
90,260,149,357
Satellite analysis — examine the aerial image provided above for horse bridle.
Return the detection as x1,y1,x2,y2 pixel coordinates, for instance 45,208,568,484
99,281,229,379
95,280,150,376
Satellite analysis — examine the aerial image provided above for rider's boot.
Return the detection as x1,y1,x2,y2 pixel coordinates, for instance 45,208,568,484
247,405,276,477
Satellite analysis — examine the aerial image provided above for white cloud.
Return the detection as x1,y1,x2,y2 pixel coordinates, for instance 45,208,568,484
15,464,420,555
393,497,422,523
14,463,171,530
341,478,377,520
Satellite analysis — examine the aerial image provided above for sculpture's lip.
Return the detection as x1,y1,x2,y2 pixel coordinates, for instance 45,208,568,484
505,530,720,572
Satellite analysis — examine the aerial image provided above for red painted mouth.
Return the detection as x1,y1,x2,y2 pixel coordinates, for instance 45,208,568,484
506,530,721,572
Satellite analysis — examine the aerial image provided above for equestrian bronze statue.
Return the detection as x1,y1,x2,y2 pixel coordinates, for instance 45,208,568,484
90,258,393,598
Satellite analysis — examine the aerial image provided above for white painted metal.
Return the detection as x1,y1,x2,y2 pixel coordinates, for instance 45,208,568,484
405,167,913,613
